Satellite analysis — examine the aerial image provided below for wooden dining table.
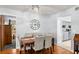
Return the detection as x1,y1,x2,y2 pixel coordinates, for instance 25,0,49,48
21,37,35,53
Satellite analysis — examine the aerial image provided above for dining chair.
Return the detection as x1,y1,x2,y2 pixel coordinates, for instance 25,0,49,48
17,36,24,54
44,36,53,54
74,34,79,54
33,36,44,54
18,36,31,54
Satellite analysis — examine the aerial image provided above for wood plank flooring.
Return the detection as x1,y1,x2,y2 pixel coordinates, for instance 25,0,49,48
0,45,73,54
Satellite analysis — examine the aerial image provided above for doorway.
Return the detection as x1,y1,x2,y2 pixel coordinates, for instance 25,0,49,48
57,16,72,51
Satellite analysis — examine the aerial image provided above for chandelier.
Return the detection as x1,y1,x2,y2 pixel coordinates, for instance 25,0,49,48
30,5,40,30
32,5,39,13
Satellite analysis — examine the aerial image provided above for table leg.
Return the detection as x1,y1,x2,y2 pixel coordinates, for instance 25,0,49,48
24,45,26,53
77,44,78,54
52,38,54,51
74,41,75,54
50,47,52,54
43,40,45,54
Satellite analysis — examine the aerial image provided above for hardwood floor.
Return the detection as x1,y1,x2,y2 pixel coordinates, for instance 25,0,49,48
0,45,73,54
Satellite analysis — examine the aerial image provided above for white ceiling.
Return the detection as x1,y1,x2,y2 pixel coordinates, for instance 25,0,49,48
0,5,75,15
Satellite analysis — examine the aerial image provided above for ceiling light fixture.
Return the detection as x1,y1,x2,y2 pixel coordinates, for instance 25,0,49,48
30,5,40,30
32,5,39,13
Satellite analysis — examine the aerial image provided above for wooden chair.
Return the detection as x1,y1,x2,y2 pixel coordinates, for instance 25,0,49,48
74,34,79,54
52,38,54,51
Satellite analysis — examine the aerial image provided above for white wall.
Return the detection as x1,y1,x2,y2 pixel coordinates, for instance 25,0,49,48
16,12,56,36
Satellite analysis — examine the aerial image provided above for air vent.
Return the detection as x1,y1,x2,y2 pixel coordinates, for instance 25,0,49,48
75,7,79,11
